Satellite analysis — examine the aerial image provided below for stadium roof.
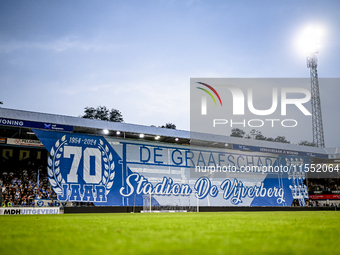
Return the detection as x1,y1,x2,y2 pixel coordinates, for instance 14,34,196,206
0,107,339,158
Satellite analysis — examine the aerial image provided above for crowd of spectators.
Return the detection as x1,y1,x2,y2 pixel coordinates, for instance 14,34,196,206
307,178,340,193
0,167,57,207
289,178,340,207
292,199,339,207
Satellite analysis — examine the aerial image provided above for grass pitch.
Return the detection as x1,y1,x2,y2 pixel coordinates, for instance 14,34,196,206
1,211,339,255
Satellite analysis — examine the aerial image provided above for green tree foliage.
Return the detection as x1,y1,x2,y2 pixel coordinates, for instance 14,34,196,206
233,129,291,143
249,129,266,140
160,123,176,129
82,106,124,122
230,128,246,138
274,136,290,144
109,109,124,122
82,107,97,119
255,132,266,141
298,140,316,147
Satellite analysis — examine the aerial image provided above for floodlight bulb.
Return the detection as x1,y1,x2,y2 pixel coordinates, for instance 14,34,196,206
139,134,144,138
116,131,121,135
296,25,324,55
103,129,109,135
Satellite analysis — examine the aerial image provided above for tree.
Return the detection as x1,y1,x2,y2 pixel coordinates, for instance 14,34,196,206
83,107,97,119
244,129,291,143
94,106,110,121
244,134,252,139
249,129,258,139
160,123,176,129
247,129,266,140
230,128,245,138
254,131,266,140
82,106,123,122
109,109,124,122
298,140,316,147
274,136,290,144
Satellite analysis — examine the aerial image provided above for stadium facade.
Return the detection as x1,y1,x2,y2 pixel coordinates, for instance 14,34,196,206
1,108,339,208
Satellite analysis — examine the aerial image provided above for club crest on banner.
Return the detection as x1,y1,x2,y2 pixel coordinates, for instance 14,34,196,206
46,134,115,202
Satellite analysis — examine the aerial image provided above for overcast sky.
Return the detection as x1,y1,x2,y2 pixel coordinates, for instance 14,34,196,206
0,0,340,147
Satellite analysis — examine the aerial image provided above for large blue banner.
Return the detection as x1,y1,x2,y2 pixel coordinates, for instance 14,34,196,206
33,129,312,207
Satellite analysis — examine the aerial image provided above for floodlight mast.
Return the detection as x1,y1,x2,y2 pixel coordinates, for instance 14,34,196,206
307,51,325,148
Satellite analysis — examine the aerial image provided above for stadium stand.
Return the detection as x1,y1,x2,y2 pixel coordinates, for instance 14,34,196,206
1,166,57,207
1,108,340,210
308,178,340,193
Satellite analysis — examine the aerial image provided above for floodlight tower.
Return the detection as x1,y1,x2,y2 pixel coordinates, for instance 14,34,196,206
306,29,325,148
